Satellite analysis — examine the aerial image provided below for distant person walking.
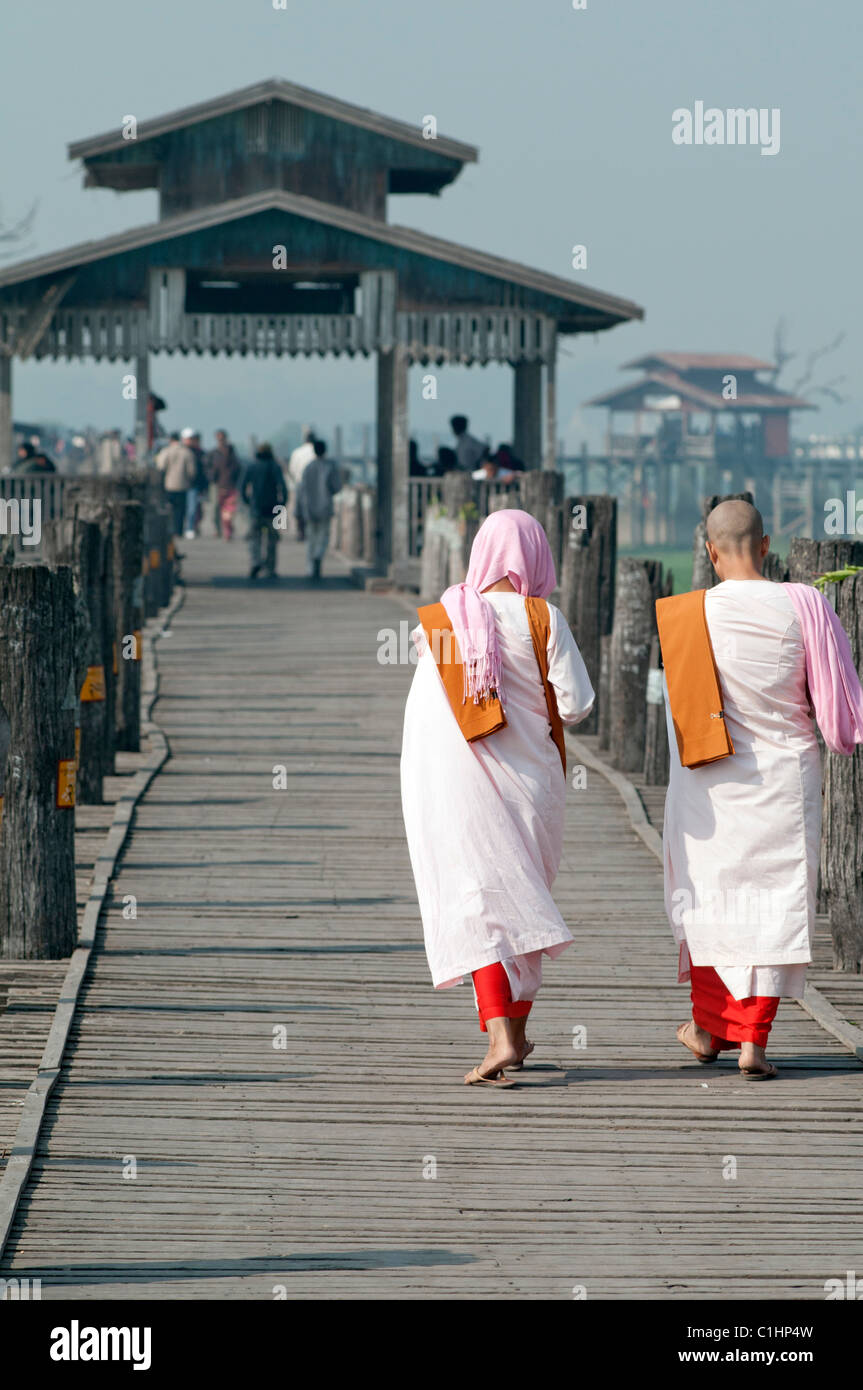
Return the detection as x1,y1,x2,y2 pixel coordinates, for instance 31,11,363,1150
296,439,341,582
208,429,242,540
156,432,196,536
242,443,287,581
183,429,209,538
288,427,317,539
450,415,487,473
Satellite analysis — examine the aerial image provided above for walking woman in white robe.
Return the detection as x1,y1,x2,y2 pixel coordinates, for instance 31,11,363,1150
400,510,594,1086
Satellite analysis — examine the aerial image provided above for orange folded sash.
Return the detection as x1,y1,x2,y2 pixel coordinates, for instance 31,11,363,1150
418,602,507,743
418,597,566,775
655,589,734,769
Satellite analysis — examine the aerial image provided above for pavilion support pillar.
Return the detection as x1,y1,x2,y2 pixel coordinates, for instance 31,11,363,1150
513,361,542,469
543,340,557,471
0,353,12,475
134,353,149,463
375,344,409,575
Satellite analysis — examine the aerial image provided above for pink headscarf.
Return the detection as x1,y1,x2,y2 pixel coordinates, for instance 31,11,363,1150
440,509,557,703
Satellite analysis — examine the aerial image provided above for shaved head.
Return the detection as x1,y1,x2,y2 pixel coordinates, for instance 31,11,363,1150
706,499,764,557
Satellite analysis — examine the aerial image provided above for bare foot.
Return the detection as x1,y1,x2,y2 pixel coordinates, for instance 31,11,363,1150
509,1016,535,1069
676,1020,719,1063
738,1042,777,1079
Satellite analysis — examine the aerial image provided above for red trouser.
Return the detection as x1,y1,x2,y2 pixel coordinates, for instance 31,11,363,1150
472,962,533,1033
690,964,779,1049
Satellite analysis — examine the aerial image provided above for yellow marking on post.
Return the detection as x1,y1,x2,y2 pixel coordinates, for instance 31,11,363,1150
80,665,106,702
150,548,161,569
133,631,142,660
74,726,81,772
142,554,150,574
56,759,76,809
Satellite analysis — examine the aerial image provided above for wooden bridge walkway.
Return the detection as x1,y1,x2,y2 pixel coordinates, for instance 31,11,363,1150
2,535,861,1300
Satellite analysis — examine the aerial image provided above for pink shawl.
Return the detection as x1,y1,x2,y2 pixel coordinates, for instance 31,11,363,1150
440,509,557,703
784,582,863,754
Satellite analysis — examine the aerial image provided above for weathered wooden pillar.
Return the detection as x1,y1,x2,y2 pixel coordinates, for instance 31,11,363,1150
60,492,117,777
821,568,863,971
609,558,668,773
0,352,11,476
643,634,669,784
513,360,542,469
134,353,149,463
787,537,863,586
114,501,145,752
597,635,612,750
559,496,616,737
158,501,174,606
376,345,409,572
42,518,109,804
543,340,557,471
442,470,478,578
655,462,670,545
0,565,78,957
521,470,564,572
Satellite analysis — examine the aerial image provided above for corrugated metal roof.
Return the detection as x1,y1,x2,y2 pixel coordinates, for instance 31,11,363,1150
0,188,643,326
622,351,775,372
67,77,479,168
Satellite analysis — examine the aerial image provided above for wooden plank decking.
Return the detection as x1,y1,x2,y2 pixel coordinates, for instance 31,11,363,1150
2,535,861,1300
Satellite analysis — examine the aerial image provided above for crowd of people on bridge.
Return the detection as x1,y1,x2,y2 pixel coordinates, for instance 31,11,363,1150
154,425,341,583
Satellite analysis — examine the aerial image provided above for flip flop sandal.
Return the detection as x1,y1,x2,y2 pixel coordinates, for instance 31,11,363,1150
677,1021,719,1064
740,1063,778,1081
464,1066,515,1087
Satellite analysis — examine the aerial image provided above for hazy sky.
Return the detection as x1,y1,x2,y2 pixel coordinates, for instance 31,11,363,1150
2,0,860,453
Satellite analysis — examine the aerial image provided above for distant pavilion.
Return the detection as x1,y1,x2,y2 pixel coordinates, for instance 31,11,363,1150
0,77,643,570
586,351,814,472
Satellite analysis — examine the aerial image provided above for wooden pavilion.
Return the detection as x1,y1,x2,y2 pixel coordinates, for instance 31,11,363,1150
586,352,814,473
0,77,643,571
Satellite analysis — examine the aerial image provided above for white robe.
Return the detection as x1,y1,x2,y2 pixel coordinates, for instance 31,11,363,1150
663,580,820,1001
401,594,595,994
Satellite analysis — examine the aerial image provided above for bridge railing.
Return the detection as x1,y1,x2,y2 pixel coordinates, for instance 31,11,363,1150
0,469,177,959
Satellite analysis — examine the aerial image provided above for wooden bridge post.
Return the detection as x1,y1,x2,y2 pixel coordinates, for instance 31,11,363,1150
787,538,863,970
42,517,109,804
521,470,564,571
0,353,11,476
62,486,123,772
559,495,616,737
821,568,863,971
113,501,145,752
0,564,78,957
643,634,669,784
609,558,670,773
